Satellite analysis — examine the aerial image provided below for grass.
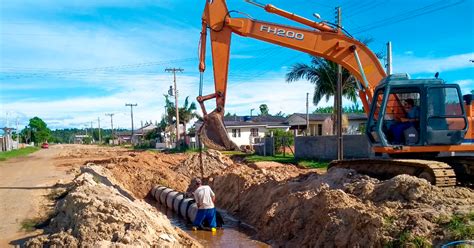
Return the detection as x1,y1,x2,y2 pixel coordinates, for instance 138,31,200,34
445,212,474,240
384,230,431,248
0,147,40,161
20,214,52,232
224,151,329,169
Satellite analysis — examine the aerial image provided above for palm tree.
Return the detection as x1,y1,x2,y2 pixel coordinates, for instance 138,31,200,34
286,56,358,133
164,95,198,139
179,96,198,138
286,56,358,108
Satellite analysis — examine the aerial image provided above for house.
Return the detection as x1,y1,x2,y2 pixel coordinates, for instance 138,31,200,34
134,123,157,143
74,134,90,144
286,113,367,136
196,115,290,147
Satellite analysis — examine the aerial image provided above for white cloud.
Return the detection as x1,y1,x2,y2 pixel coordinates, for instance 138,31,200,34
0,73,199,129
452,79,474,94
393,52,474,74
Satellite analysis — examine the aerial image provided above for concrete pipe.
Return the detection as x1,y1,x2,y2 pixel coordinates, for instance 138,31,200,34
173,193,185,213
153,186,167,201
152,186,166,199
179,198,195,220
150,185,223,227
160,188,174,204
187,203,198,222
166,191,180,209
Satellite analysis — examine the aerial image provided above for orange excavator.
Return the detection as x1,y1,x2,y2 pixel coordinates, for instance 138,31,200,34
196,0,474,186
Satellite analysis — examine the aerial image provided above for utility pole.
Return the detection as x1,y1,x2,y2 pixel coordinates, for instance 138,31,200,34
250,108,255,117
165,68,184,147
105,113,115,145
336,6,343,160
125,103,138,143
306,92,309,136
90,121,93,143
98,117,102,144
16,117,19,145
386,42,393,75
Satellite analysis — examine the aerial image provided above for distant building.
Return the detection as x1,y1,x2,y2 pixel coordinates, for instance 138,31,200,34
196,115,290,147
0,127,16,151
74,135,90,144
286,113,367,136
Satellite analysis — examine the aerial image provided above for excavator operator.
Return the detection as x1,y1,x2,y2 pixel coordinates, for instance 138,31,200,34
389,99,419,144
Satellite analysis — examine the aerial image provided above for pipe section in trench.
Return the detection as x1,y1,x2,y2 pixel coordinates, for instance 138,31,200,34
151,185,224,228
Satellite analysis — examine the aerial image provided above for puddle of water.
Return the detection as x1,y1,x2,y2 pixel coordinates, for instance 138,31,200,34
150,200,269,247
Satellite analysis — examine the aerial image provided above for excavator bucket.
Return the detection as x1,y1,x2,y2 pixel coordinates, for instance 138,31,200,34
199,111,239,151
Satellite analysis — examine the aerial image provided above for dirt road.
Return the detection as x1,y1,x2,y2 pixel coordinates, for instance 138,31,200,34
0,145,76,247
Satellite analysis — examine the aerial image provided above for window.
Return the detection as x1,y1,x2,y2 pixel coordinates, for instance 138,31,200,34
317,124,322,136
427,87,465,130
250,128,259,137
232,129,241,138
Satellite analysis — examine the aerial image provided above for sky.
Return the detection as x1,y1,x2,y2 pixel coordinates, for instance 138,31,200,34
1,0,473,131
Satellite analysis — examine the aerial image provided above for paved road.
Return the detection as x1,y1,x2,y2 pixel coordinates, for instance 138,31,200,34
0,145,72,247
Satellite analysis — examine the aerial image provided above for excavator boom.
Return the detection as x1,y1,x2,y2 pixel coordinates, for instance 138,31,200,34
197,0,386,150
197,0,474,186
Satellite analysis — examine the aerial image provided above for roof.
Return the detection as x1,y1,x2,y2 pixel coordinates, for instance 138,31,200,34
195,115,289,129
289,113,367,121
223,115,288,127
379,73,445,87
287,113,367,126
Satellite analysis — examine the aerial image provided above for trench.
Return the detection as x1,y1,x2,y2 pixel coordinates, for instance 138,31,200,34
149,186,269,247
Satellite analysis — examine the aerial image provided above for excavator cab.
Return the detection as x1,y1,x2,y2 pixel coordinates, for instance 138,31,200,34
366,74,468,148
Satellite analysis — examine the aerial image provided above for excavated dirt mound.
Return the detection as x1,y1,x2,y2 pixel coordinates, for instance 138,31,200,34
25,164,201,247
211,166,474,246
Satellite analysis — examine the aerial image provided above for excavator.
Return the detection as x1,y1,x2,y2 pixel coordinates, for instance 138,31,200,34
196,0,474,187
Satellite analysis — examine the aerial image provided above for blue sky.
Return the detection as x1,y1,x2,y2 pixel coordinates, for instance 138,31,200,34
1,0,473,130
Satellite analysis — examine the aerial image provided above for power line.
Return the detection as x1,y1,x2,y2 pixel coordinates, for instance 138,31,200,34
351,0,465,34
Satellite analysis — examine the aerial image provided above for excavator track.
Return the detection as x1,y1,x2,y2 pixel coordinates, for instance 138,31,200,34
435,156,474,187
329,159,457,187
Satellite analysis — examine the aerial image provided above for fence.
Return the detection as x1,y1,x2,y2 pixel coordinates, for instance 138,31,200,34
294,135,372,160
253,137,275,156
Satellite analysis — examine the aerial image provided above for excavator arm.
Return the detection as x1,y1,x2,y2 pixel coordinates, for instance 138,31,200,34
197,0,386,150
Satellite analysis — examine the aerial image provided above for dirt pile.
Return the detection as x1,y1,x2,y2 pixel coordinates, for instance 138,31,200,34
211,165,474,247
175,150,233,179
87,151,190,198
25,164,201,248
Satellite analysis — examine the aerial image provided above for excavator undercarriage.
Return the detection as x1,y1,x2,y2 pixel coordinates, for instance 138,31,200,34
329,156,474,187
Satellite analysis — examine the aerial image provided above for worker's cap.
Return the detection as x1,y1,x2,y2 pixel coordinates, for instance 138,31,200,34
194,178,202,185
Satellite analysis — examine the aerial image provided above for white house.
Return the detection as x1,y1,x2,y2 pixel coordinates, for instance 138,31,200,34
196,115,290,147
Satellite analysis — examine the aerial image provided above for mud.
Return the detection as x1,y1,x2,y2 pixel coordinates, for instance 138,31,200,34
26,146,474,247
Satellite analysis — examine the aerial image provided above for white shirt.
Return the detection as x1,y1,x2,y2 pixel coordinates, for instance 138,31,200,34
193,185,215,209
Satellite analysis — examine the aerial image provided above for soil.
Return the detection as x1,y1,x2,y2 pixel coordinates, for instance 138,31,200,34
7,145,473,247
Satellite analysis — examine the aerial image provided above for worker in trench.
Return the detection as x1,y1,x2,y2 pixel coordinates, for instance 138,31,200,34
191,178,217,232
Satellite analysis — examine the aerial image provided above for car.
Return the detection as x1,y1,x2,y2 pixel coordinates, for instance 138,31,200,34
41,143,49,149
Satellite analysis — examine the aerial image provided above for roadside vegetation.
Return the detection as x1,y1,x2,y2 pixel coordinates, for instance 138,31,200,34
0,147,40,161
221,151,329,169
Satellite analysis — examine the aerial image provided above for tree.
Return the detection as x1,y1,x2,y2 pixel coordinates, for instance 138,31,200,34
275,111,286,117
179,96,198,137
286,38,380,132
22,117,51,145
164,95,198,138
259,104,269,116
